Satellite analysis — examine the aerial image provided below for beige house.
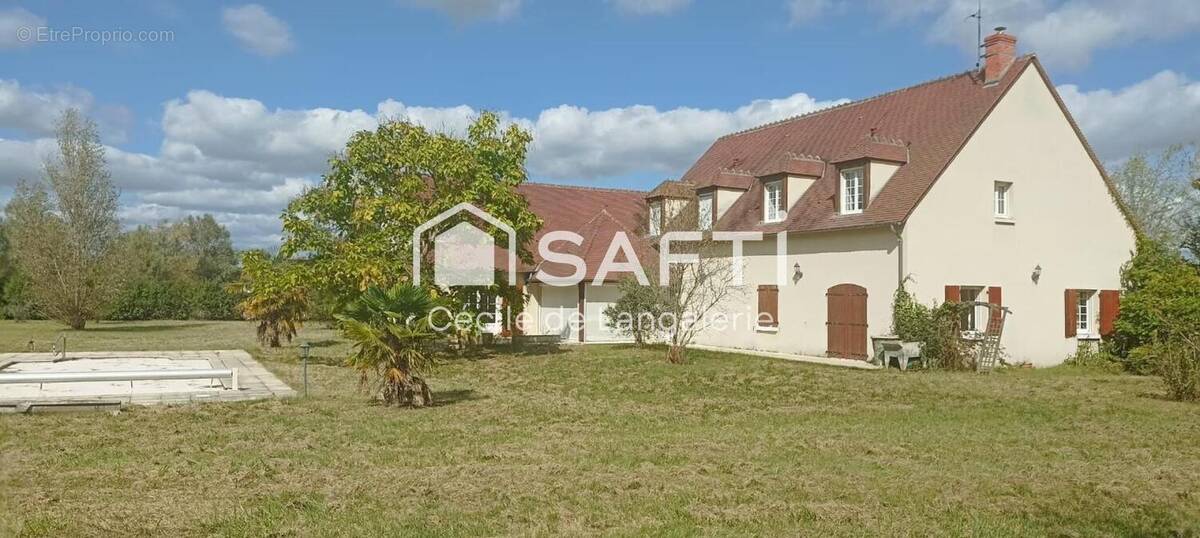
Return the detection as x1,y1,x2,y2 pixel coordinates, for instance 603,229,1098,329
513,29,1136,366
646,29,1134,366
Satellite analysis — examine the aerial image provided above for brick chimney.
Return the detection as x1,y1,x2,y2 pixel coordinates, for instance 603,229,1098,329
982,27,1017,83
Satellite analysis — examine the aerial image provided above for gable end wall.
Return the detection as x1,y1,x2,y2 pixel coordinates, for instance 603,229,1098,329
903,66,1136,365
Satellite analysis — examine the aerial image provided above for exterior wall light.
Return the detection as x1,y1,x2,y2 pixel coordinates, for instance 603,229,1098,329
792,262,803,282
1032,264,1042,284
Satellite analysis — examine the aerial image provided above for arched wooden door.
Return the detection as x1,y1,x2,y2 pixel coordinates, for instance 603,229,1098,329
826,284,868,359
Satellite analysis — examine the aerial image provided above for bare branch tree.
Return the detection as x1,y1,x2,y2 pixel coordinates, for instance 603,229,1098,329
1112,143,1200,246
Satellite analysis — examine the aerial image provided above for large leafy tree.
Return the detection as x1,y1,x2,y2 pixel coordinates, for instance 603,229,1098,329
280,112,542,301
4,109,120,329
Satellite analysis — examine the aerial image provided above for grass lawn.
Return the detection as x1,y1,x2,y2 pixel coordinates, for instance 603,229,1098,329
1,320,1198,536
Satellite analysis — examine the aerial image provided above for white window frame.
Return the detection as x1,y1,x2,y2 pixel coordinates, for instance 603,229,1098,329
994,181,1012,218
648,202,662,236
840,167,864,214
958,286,988,335
764,180,784,223
1077,290,1096,337
698,192,713,231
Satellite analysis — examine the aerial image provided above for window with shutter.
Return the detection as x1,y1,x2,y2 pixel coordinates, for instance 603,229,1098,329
757,285,779,329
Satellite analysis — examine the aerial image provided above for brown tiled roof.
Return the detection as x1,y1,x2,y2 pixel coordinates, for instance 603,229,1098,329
646,179,694,199
831,135,909,164
509,182,650,282
707,169,756,190
760,153,826,178
690,55,1050,233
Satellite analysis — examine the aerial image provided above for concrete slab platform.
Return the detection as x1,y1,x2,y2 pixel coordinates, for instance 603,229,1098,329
0,350,295,412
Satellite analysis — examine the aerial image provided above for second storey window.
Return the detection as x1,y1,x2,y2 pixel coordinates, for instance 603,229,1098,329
764,180,784,223
648,202,662,236
994,181,1011,218
698,192,713,230
840,167,864,214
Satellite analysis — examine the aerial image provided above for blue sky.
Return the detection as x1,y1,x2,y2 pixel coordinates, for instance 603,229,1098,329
1,0,1198,246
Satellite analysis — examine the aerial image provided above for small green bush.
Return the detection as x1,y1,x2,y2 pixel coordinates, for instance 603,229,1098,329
891,287,972,370
1063,343,1122,373
1150,334,1200,402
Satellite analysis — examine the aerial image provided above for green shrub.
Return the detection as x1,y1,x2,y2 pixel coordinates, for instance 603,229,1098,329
891,287,972,370
1063,343,1122,373
1111,238,1200,374
604,279,666,345
1149,333,1200,402
106,279,240,320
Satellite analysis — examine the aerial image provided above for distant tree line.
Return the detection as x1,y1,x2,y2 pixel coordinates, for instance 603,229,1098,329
1,109,243,326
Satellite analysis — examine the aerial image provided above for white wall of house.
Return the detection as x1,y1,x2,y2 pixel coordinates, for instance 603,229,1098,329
691,229,898,357
715,187,746,220
902,65,1136,366
869,161,900,200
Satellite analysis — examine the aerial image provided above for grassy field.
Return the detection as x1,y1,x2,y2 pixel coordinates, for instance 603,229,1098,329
1,320,1198,536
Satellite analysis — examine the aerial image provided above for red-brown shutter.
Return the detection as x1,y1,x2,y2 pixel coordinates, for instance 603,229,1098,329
987,286,1002,306
1099,290,1120,338
944,285,960,303
1064,289,1078,338
757,285,779,326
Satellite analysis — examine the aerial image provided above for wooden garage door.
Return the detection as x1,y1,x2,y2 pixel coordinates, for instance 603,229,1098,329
826,283,868,359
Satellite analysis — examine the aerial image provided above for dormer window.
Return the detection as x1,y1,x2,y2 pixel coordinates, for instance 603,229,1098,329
698,192,713,230
764,180,784,223
648,201,662,236
840,167,864,214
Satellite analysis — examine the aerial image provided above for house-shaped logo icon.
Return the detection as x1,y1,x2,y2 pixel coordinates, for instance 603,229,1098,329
412,202,517,287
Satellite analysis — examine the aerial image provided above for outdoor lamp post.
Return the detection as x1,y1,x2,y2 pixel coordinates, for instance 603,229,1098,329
299,342,311,397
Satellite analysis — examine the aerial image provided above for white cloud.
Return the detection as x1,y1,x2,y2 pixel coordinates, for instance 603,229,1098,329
221,4,295,57
610,0,692,16
0,80,94,136
1059,70,1200,162
0,79,132,144
833,0,1200,70
403,0,522,23
139,177,312,214
162,90,375,175
0,7,44,49
9,65,1197,248
788,0,835,25
529,93,846,179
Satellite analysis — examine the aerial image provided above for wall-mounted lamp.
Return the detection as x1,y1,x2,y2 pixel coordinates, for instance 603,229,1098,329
792,262,803,282
1031,264,1042,284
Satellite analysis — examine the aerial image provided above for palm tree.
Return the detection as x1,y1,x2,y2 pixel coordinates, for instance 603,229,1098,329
336,284,442,407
